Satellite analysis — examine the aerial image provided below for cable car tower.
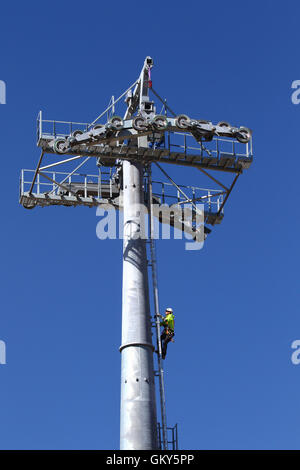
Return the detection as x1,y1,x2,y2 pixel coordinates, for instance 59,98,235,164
19,57,253,450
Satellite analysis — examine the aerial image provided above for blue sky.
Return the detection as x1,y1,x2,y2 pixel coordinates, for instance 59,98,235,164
1,0,300,450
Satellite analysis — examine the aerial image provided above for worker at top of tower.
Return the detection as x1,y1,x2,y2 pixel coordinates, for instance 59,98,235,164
157,308,175,360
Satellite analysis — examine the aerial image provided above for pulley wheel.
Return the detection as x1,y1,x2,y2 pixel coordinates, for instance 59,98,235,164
236,126,251,144
152,114,168,130
132,116,148,131
217,121,231,129
53,138,68,154
109,116,124,130
72,129,84,137
175,114,190,129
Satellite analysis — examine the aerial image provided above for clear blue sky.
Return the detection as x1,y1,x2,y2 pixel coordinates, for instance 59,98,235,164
1,0,300,450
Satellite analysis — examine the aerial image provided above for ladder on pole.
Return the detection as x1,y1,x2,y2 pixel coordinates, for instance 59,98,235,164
147,165,168,450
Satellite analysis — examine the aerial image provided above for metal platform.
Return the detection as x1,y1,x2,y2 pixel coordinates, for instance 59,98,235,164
20,168,224,228
36,112,253,173
20,169,119,209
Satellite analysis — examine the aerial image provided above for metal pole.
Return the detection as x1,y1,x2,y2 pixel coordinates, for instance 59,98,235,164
119,56,158,450
120,159,158,450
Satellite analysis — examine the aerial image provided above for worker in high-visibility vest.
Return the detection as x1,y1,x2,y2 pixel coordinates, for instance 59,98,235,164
158,307,175,359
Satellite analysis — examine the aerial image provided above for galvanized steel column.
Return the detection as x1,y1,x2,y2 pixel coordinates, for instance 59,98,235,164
120,160,158,450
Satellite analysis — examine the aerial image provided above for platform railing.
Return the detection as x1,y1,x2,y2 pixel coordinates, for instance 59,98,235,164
37,111,91,144
151,180,224,213
20,169,224,214
20,168,112,199
167,131,252,160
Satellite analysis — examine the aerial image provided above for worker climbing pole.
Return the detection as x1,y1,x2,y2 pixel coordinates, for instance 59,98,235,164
158,308,175,360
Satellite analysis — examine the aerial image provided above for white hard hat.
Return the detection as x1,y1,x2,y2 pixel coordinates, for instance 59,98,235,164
165,307,173,313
